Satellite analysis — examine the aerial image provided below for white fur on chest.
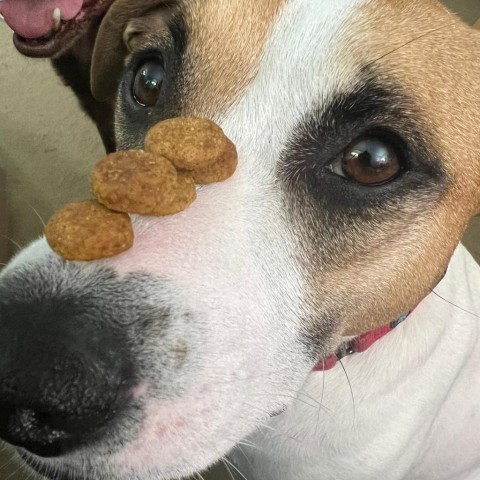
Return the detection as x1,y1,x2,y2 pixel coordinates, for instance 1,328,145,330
232,244,480,480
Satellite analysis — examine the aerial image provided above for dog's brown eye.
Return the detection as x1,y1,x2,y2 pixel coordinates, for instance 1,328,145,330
329,137,401,185
133,60,165,107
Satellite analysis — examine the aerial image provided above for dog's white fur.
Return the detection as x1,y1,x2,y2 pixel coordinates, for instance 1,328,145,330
2,0,480,479
236,244,480,480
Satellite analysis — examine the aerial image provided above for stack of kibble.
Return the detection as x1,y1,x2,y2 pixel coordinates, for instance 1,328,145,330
45,118,237,261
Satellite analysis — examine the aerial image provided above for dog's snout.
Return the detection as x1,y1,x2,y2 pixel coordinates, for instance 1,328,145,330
0,405,76,457
0,259,159,458
0,292,134,457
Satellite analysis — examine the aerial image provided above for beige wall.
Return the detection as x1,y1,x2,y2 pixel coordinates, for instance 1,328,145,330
442,0,480,22
0,24,105,263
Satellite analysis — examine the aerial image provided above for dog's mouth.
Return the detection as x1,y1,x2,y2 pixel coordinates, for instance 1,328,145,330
0,0,115,57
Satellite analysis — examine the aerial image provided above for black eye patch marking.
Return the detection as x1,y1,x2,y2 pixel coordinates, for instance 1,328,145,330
116,11,189,149
279,74,447,214
281,75,451,357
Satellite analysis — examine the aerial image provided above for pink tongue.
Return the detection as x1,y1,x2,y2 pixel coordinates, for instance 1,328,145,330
0,0,83,39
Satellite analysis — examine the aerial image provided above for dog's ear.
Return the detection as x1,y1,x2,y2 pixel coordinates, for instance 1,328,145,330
91,0,177,103
122,11,173,53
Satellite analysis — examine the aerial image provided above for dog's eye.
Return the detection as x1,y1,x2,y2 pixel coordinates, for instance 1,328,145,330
132,60,165,107
328,137,402,186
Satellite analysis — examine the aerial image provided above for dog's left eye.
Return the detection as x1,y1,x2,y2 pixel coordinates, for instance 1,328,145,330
328,136,402,186
132,59,166,107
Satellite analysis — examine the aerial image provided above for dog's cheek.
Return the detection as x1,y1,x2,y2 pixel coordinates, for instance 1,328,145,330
109,359,310,478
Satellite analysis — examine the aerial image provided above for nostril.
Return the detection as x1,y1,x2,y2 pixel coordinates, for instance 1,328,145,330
0,267,141,458
0,405,70,457
0,360,134,457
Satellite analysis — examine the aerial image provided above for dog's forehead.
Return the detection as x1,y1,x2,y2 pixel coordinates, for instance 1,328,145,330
180,0,478,114
356,0,480,185
181,0,480,178
98,0,480,146
178,0,287,118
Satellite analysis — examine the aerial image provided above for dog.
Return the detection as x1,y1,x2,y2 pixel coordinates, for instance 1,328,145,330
1,0,480,479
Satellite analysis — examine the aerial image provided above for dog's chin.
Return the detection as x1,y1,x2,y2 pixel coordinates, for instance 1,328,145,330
16,418,241,480
13,377,293,480
11,0,115,58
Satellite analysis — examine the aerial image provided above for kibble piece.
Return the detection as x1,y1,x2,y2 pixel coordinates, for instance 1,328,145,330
145,117,229,170
46,117,237,263
92,150,179,215
190,139,238,184
144,172,197,216
45,200,133,261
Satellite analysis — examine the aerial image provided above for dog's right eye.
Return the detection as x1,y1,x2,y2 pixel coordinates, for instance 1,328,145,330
132,59,166,107
328,136,403,186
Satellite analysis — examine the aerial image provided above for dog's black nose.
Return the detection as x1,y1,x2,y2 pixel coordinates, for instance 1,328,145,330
0,271,135,457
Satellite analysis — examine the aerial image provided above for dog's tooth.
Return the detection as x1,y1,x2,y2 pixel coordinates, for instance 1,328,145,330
52,7,61,31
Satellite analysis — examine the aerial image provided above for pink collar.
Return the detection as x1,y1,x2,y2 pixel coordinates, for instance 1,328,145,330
313,310,412,371
313,270,447,371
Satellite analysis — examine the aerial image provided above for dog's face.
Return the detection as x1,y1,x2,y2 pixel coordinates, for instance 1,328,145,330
1,1,480,479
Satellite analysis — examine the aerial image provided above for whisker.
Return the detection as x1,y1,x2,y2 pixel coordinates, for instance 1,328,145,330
4,465,24,480
213,366,293,387
196,471,207,480
24,467,36,480
430,288,480,320
314,368,327,436
233,445,252,467
223,456,249,480
0,234,22,251
257,421,301,444
252,389,333,418
22,199,46,229
366,22,457,68
0,457,15,473
252,391,317,409
237,439,262,451
222,458,237,480
232,443,259,475
223,437,265,460
289,387,334,416
338,359,356,424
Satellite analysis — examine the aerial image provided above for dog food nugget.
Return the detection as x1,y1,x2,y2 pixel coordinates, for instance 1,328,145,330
145,172,197,216
92,150,195,215
145,117,230,170
45,200,133,261
45,117,237,263
190,138,238,184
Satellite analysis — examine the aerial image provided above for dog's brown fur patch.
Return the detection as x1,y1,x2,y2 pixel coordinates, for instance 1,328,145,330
178,0,287,118
93,0,286,130
311,1,480,337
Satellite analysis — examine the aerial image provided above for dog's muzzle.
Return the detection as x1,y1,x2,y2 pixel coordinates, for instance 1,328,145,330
0,254,180,460
0,265,136,457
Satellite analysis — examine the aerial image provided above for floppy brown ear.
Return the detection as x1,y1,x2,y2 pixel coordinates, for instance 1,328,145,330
91,0,177,103
53,40,116,152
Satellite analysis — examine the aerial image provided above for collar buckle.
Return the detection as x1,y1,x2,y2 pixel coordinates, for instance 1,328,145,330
335,341,355,361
